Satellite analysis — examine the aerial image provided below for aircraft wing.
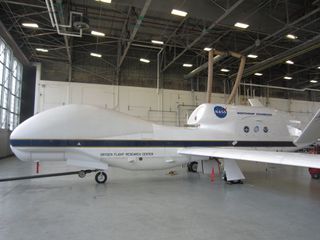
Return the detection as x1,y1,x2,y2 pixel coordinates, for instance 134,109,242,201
178,148,320,168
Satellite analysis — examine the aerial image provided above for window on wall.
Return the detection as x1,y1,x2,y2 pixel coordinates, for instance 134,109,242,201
0,38,23,131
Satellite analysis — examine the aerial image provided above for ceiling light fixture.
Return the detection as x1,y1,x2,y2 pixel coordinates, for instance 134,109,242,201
22,23,39,28
140,58,150,63
310,80,318,83
36,48,48,53
183,63,193,67
234,22,249,29
247,54,258,59
284,76,292,80
317,66,320,69
204,47,212,51
286,34,297,40
90,52,102,58
95,0,112,3
91,30,105,37
221,68,230,72
254,73,263,76
171,9,188,17
151,40,164,45
285,60,294,64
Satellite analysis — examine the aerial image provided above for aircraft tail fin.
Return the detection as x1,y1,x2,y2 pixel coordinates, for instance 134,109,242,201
295,108,320,146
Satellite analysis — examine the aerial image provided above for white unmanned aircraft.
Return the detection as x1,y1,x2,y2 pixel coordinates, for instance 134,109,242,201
10,100,320,184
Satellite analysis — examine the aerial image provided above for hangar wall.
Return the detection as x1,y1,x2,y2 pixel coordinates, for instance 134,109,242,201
36,80,320,128
0,129,11,158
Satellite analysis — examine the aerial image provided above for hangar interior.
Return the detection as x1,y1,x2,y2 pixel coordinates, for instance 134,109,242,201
0,0,320,240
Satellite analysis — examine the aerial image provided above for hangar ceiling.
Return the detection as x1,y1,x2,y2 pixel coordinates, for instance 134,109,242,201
0,0,320,96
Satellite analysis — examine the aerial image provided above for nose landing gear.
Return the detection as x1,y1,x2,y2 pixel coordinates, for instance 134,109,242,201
95,171,108,184
77,169,108,184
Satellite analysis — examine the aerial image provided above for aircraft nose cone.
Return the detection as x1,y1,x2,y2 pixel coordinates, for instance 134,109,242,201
10,118,34,162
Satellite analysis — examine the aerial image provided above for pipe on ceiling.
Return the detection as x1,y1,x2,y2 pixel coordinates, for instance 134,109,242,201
240,83,320,92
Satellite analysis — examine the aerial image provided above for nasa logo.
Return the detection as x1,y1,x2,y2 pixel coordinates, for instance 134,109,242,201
214,106,227,118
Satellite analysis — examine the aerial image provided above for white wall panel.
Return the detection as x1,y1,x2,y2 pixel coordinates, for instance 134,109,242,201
40,83,68,111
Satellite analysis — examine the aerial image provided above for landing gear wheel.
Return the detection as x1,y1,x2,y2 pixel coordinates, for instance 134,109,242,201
95,172,107,184
312,174,320,179
188,161,198,173
78,170,86,178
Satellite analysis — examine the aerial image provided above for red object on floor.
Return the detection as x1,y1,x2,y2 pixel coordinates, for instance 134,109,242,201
309,168,320,175
210,167,215,182
308,146,320,177
36,162,40,174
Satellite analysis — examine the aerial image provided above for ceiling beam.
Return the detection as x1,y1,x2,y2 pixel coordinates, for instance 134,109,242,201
230,34,320,79
117,0,152,69
0,20,29,65
222,6,320,67
186,6,320,79
1,0,47,9
160,0,244,72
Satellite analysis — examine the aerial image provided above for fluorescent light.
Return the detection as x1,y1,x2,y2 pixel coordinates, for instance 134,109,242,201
22,23,39,28
171,9,188,17
36,48,48,53
254,73,263,76
204,47,212,51
183,63,193,68
317,66,320,69
91,30,105,37
284,76,292,80
151,40,164,45
90,52,102,58
140,58,150,63
221,68,230,72
310,80,318,83
234,22,249,29
247,54,258,59
286,34,297,40
95,0,111,3
286,60,294,64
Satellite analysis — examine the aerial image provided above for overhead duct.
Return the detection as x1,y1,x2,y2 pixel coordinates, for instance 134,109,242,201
206,50,214,103
227,53,246,104
184,54,227,79
201,49,246,104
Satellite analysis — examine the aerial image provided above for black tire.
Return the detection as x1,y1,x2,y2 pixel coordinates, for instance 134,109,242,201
223,172,227,181
95,172,107,184
188,161,198,173
312,174,320,179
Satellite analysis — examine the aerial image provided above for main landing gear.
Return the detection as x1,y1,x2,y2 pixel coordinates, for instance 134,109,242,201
223,173,243,184
187,161,198,173
78,170,108,184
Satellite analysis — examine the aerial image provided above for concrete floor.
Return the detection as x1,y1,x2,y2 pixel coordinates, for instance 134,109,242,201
0,157,319,240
